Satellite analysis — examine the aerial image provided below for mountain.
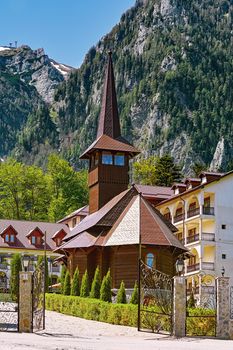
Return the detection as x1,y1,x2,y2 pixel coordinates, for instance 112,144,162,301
1,0,233,172
0,45,73,160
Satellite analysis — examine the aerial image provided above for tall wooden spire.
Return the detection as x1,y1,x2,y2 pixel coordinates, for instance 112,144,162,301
97,51,121,139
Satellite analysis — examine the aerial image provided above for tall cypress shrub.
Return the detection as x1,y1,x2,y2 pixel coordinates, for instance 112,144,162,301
116,281,127,304
60,265,67,294
37,255,49,292
63,270,71,295
130,281,138,304
80,270,89,297
100,269,112,302
90,266,101,299
10,253,22,301
71,267,80,296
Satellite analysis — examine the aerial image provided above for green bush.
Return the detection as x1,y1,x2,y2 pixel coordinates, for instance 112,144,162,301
100,270,112,302
46,293,138,326
63,271,71,295
117,281,127,304
60,265,66,294
90,266,101,299
130,282,138,304
10,253,22,301
186,308,216,336
37,256,49,292
80,270,89,297
71,267,80,296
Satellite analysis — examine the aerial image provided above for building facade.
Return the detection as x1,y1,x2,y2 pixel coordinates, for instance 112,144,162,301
156,171,233,303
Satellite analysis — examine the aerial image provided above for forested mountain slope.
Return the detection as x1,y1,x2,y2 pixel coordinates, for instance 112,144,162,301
2,0,233,172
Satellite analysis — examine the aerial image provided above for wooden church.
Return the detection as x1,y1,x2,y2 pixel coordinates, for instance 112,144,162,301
57,52,187,288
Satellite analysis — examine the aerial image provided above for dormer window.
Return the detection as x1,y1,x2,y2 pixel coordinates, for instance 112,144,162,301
114,153,125,166
26,227,44,246
52,229,67,247
102,152,113,165
1,225,18,244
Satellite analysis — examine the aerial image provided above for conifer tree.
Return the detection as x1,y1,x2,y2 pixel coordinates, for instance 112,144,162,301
116,281,127,304
71,267,80,296
100,269,112,302
10,253,22,301
60,265,66,294
187,291,196,308
63,270,71,295
80,270,89,297
37,255,49,292
130,281,138,304
90,266,101,299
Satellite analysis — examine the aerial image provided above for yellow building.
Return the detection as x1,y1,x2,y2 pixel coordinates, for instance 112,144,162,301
156,171,233,304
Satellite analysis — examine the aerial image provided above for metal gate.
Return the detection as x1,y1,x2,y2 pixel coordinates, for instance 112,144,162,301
186,275,216,336
138,260,173,334
32,262,45,332
0,272,19,332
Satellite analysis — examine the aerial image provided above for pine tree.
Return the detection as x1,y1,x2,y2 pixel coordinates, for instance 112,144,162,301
63,270,71,295
71,267,80,296
100,269,112,302
80,270,90,297
187,291,196,308
10,253,22,301
130,281,138,304
37,255,49,292
90,266,101,299
116,281,127,304
60,265,67,294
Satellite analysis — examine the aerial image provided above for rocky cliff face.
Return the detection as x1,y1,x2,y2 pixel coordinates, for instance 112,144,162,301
1,0,233,173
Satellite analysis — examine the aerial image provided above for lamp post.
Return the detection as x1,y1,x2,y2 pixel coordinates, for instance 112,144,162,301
22,255,30,272
175,257,184,276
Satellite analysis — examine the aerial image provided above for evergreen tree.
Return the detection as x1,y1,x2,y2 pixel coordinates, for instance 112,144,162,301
187,291,196,308
90,266,101,299
80,270,90,297
130,281,138,304
63,270,71,296
71,267,80,296
37,255,49,292
100,270,112,302
116,281,127,304
10,253,22,301
60,265,67,294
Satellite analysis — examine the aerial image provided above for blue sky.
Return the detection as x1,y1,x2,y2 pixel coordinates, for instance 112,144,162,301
0,0,135,67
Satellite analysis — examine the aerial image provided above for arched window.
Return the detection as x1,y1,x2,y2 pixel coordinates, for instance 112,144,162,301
146,253,155,268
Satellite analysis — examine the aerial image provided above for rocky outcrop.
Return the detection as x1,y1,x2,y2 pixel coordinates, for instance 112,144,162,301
0,46,73,103
210,138,226,171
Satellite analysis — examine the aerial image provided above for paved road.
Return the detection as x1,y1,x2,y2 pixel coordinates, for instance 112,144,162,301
0,311,233,350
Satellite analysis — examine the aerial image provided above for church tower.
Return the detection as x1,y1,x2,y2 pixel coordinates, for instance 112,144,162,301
80,52,140,214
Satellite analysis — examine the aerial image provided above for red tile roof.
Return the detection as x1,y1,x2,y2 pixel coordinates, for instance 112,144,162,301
0,220,69,251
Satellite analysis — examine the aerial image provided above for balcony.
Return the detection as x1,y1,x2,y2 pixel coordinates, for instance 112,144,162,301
202,262,215,270
187,207,200,218
51,265,60,273
186,234,199,244
174,213,184,223
202,232,215,241
187,286,199,295
187,263,200,273
202,286,215,294
0,263,8,270
202,206,215,215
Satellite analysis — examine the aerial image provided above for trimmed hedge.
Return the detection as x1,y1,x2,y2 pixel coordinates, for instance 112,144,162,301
46,293,138,327
46,294,216,335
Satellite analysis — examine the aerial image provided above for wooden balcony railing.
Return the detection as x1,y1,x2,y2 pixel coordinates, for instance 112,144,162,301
187,263,200,273
202,262,215,270
186,234,199,244
202,232,215,241
174,213,185,223
187,286,199,295
203,206,215,215
187,207,200,218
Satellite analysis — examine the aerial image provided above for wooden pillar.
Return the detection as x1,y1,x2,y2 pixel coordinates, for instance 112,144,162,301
19,272,33,333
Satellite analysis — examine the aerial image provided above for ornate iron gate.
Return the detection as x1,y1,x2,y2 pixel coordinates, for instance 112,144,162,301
138,260,173,334
32,262,45,332
186,275,216,336
0,272,19,332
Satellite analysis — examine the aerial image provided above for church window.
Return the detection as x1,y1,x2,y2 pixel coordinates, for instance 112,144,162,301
114,153,125,166
146,253,155,268
102,152,113,165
